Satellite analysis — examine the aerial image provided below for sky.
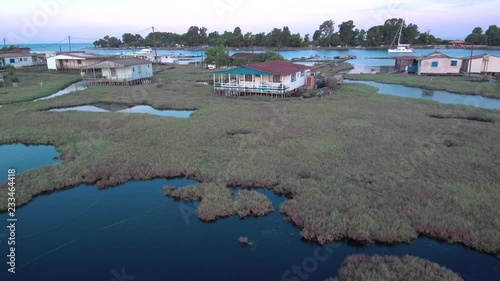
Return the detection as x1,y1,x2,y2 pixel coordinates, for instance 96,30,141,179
1,0,499,44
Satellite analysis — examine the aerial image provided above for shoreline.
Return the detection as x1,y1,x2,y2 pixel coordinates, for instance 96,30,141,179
82,45,500,52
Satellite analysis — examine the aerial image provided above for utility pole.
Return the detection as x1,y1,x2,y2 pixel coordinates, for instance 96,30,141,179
3,38,6,49
68,35,72,51
152,26,158,64
468,43,474,77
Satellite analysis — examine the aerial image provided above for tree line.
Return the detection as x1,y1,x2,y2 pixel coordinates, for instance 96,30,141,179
92,19,500,48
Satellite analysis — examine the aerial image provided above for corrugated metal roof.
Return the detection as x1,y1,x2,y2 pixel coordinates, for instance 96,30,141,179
54,52,114,59
0,52,33,58
416,51,461,61
214,67,272,75
87,58,151,68
246,60,311,75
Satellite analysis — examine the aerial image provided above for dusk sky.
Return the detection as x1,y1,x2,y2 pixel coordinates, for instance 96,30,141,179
2,0,499,44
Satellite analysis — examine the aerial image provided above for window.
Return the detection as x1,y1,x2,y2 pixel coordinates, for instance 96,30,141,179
77,60,82,65
431,61,438,67
65,59,69,63
138,66,142,73
24,58,28,61
110,68,116,77
10,59,15,63
132,67,135,72
451,60,458,67
245,74,253,82
270,75,281,83
291,73,297,82
301,71,305,77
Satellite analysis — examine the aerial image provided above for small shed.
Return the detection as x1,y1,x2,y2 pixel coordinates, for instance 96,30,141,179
394,56,418,73
416,51,462,75
461,54,500,75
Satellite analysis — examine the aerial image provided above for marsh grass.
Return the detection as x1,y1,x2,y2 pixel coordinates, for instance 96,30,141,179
0,67,81,104
1,65,500,257
163,183,273,221
328,255,463,281
344,73,500,98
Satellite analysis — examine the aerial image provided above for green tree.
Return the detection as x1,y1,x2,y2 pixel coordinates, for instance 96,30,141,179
290,33,302,47
338,20,355,46
366,26,384,46
281,26,292,47
485,25,500,46
303,34,310,45
261,51,284,61
317,20,335,47
465,27,488,45
207,31,220,46
205,46,230,67
402,23,420,44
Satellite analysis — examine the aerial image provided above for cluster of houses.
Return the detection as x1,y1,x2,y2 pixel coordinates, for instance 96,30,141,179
395,51,500,76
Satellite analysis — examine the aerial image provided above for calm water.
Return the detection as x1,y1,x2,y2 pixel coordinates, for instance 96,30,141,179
0,144,59,183
49,105,193,118
345,80,500,110
34,81,87,101
22,43,500,68
0,145,499,281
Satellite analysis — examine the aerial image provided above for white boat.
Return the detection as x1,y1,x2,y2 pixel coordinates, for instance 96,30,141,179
388,20,413,53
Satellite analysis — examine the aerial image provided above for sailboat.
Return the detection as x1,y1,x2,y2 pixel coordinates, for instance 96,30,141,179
388,20,413,53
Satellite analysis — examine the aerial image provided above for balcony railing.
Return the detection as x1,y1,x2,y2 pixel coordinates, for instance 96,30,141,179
214,82,288,93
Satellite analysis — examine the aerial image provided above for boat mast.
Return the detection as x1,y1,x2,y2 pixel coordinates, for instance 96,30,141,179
397,20,404,45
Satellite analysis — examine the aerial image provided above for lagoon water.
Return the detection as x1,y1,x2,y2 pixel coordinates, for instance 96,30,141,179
1,145,499,281
0,144,59,182
23,43,500,70
344,80,500,110
34,81,87,101
49,104,193,117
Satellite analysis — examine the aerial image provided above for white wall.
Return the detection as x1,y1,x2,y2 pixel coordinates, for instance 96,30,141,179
419,58,462,75
2,56,34,68
102,63,153,80
485,55,500,73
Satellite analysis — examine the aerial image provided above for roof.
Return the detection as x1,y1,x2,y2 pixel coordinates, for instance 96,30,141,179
394,56,418,60
215,60,311,76
87,58,151,69
416,51,461,61
52,52,114,59
459,53,500,60
0,52,33,58
214,67,272,76
246,60,311,76
232,52,264,59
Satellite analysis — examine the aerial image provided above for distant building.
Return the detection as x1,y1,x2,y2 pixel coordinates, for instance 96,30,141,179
213,60,311,97
416,51,462,75
47,52,115,70
84,58,153,86
450,40,466,47
461,54,500,75
0,48,43,68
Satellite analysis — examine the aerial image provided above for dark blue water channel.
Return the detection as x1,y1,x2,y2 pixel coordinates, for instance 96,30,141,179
345,80,500,110
0,145,499,281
